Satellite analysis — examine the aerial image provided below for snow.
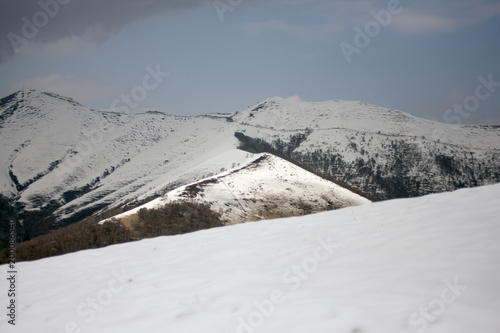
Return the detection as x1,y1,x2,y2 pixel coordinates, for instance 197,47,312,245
2,183,499,332
1,90,499,222
103,153,370,224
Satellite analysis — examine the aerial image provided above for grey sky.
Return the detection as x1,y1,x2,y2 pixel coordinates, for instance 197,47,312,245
1,0,499,124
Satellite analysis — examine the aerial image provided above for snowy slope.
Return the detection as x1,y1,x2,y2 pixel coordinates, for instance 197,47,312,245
104,153,371,224
0,90,110,196
232,97,500,197
1,90,499,232
233,96,499,149
2,184,499,333
0,90,251,219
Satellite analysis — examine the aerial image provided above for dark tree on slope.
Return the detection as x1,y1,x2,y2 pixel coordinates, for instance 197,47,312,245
234,132,500,200
133,201,223,238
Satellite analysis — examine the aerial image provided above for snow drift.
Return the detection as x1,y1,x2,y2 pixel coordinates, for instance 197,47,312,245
2,183,499,332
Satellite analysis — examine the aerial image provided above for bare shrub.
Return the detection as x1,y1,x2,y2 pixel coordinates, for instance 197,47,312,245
0,201,223,264
132,201,223,238
0,219,131,264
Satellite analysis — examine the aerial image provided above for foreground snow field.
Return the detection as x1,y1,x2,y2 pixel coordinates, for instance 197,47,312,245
2,184,500,332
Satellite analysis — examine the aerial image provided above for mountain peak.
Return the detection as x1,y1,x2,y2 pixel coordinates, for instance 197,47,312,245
261,95,304,104
0,89,90,126
1,89,499,247
23,89,83,106
249,95,304,112
4,88,78,106
102,153,371,225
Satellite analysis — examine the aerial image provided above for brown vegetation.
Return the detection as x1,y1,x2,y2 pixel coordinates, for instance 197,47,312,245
0,201,223,264
0,219,131,263
131,201,223,238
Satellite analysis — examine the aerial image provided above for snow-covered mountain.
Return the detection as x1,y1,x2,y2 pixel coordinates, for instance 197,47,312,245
1,90,499,243
2,183,499,333
233,97,500,198
102,153,370,225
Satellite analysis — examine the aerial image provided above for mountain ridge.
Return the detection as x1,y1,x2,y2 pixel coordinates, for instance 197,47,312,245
0,89,498,247
101,153,371,226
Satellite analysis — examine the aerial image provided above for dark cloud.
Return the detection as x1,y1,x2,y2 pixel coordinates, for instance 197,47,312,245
0,0,206,62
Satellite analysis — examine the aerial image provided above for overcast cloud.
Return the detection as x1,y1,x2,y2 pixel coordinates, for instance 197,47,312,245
0,0,209,62
0,0,499,124
2,0,499,61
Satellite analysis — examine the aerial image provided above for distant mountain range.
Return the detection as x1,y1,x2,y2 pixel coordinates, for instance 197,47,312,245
1,89,499,247
99,153,370,227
